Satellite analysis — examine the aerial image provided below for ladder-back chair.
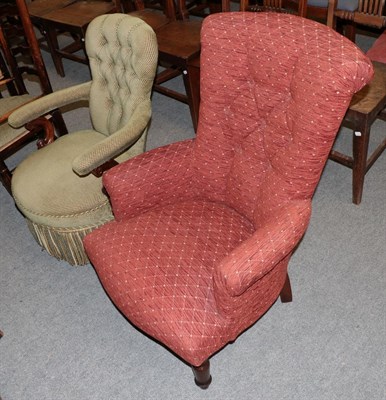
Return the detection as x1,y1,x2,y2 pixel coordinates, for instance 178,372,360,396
327,0,386,203
0,0,67,195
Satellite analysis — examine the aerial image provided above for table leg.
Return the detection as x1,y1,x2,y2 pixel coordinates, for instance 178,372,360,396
44,23,65,77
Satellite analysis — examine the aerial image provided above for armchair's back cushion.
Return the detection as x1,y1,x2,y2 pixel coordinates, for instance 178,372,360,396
86,14,158,136
193,13,372,225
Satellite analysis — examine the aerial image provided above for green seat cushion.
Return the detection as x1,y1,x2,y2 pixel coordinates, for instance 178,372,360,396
0,95,35,151
0,122,27,152
12,130,114,229
0,94,34,116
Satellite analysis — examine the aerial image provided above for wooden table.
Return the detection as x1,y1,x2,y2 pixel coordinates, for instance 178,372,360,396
154,20,201,132
31,1,116,77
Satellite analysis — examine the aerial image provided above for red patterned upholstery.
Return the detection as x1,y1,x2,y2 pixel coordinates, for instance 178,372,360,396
83,12,372,376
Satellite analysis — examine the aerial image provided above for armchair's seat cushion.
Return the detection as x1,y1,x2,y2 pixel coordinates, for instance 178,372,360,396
9,14,158,266
12,130,113,229
84,199,255,365
0,124,27,152
11,130,114,265
0,94,33,116
0,95,34,151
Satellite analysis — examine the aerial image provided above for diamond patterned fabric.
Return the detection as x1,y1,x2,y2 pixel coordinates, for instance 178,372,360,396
84,13,373,366
85,200,254,363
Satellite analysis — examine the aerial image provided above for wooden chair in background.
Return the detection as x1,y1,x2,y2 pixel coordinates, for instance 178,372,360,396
126,0,202,131
327,0,386,204
0,0,67,195
179,0,222,19
327,0,386,40
29,0,123,77
27,0,79,54
235,0,308,15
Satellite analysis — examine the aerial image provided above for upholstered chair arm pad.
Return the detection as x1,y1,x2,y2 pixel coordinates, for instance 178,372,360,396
103,139,195,221
215,199,312,298
72,100,152,176
8,82,91,128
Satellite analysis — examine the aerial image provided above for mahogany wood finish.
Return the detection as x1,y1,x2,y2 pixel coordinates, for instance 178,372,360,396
91,159,119,177
30,1,123,77
127,0,202,131
327,0,386,204
26,116,56,148
238,0,308,16
153,19,201,131
130,0,177,18
0,0,68,195
279,273,293,303
329,63,386,204
185,54,200,129
0,42,20,96
191,359,212,389
0,6,28,94
128,8,171,29
15,0,56,95
179,0,222,19
328,0,386,31
27,0,78,52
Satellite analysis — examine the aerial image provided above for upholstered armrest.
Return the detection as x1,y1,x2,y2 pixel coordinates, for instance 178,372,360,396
8,81,91,128
103,139,195,221
214,199,312,297
72,100,152,176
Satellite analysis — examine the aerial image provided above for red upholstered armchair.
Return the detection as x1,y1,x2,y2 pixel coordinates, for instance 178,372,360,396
83,13,373,388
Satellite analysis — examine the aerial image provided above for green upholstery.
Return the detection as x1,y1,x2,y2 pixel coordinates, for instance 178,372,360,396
0,94,34,117
9,13,158,265
0,94,34,152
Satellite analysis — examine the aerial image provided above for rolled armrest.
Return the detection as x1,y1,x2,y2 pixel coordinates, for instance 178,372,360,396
8,81,91,128
215,199,312,297
103,139,195,221
72,100,152,176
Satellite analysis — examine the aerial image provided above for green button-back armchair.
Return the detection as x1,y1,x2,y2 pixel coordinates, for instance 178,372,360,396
9,13,158,265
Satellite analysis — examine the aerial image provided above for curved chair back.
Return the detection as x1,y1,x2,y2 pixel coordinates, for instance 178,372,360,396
86,13,158,136
193,12,372,225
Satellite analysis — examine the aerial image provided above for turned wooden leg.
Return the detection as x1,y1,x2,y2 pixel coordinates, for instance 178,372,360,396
192,359,212,389
280,273,292,303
